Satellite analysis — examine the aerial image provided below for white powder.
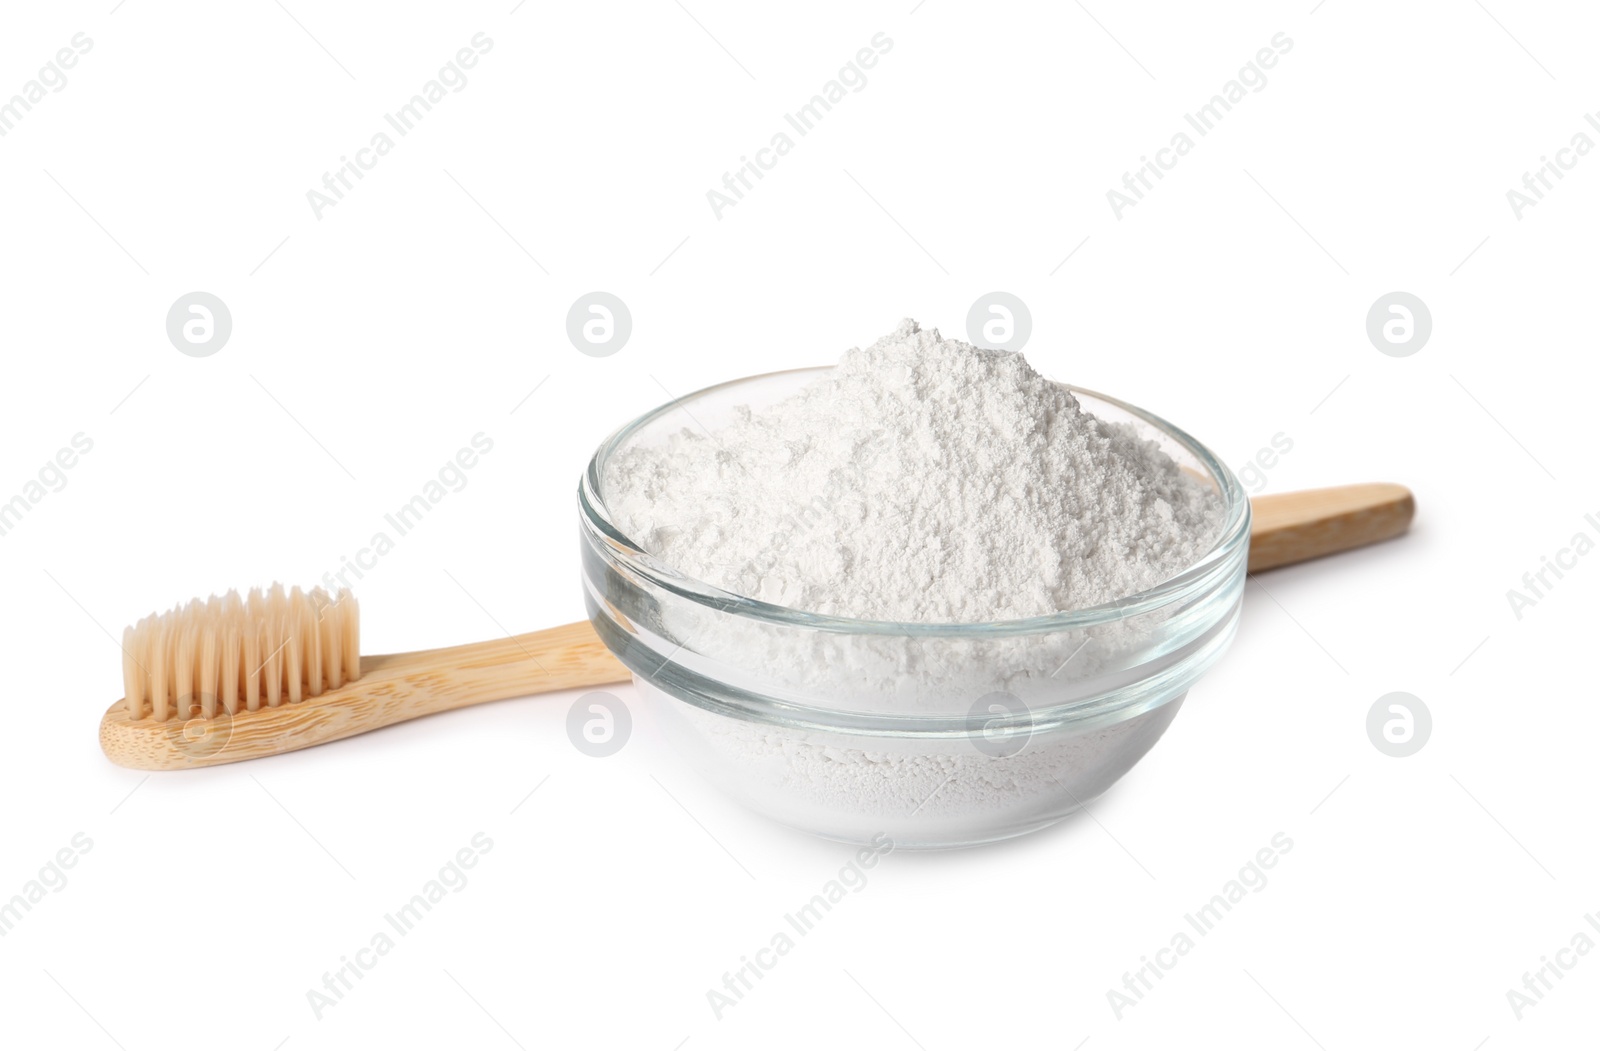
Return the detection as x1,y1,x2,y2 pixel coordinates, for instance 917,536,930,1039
648,679,1188,845
606,319,1222,623
601,321,1229,844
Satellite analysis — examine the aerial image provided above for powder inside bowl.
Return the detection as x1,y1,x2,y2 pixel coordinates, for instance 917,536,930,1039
604,319,1224,622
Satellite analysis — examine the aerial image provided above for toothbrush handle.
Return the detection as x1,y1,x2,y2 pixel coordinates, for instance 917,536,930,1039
1248,483,1414,573
360,620,629,710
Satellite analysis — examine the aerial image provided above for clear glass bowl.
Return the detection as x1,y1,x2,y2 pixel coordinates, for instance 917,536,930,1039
578,368,1251,849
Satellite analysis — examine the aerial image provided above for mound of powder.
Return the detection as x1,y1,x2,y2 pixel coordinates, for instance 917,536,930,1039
606,320,1224,622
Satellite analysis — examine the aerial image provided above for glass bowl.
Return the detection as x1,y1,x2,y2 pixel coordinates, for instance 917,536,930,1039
578,367,1250,849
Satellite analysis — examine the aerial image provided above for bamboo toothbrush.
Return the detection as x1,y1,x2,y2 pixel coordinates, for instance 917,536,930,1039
99,483,1414,771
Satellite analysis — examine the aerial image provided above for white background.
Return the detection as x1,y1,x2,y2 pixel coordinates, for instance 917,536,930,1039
1,0,1595,1047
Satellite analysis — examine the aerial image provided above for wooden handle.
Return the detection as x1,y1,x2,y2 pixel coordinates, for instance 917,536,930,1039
1248,483,1414,573
99,483,1414,770
99,621,630,771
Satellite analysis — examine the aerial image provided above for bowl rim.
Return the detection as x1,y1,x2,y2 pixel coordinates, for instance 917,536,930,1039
579,365,1251,637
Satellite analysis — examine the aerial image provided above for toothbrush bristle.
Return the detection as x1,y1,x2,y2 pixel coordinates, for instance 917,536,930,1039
121,585,360,721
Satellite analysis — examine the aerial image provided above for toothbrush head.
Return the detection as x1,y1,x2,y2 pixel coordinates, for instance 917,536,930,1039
120,584,360,723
